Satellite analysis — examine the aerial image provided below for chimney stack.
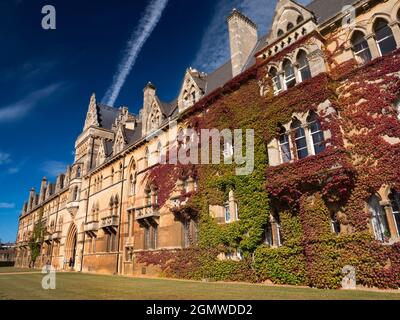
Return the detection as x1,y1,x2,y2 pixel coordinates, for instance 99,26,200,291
227,9,258,77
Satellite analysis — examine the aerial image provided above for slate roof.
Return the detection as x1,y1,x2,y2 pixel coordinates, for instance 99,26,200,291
204,60,233,94
97,104,120,130
307,0,360,24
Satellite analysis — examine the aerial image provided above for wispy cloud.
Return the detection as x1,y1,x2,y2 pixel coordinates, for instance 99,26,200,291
7,167,20,174
0,153,11,165
0,83,62,123
103,0,169,106
193,0,312,72
0,203,15,209
41,160,68,177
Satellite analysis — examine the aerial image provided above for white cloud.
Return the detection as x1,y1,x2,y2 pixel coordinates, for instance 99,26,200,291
0,203,15,209
0,83,62,123
7,167,20,174
41,160,68,177
103,0,169,106
193,0,312,72
0,153,11,165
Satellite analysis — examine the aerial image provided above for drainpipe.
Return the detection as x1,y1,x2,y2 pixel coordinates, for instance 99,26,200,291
115,154,126,275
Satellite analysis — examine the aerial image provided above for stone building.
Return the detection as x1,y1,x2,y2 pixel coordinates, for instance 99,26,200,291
0,243,15,264
14,0,400,284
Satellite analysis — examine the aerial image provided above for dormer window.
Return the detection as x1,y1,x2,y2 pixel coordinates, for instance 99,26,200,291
277,29,284,37
287,22,294,32
297,15,304,24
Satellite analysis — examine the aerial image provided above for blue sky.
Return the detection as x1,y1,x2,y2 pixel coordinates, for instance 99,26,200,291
0,0,310,242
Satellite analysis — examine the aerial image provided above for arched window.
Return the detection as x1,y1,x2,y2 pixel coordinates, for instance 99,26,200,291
119,163,123,181
278,126,291,163
389,190,400,237
291,119,308,159
145,187,152,206
374,18,397,56
129,173,136,196
72,186,79,201
144,148,150,168
287,22,294,32
283,59,296,89
76,166,81,178
297,15,304,25
368,195,389,242
351,31,372,64
395,99,400,120
277,29,284,37
307,112,325,155
297,50,311,82
156,142,162,163
269,67,282,95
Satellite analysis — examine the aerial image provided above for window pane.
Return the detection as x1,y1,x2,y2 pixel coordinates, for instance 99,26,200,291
375,22,397,55
379,36,397,55
369,196,389,241
224,204,231,223
279,134,291,163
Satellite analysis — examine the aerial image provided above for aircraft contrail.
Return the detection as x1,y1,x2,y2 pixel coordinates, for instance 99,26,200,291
103,0,169,106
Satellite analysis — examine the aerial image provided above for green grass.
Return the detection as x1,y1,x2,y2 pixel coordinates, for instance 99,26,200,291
0,267,38,274
0,269,399,300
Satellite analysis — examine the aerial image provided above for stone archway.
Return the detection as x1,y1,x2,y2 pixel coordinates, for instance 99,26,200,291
65,224,77,269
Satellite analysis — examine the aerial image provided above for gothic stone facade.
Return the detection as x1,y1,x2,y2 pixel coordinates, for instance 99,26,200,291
15,0,400,280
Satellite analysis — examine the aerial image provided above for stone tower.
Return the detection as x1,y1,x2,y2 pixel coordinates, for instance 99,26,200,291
227,9,258,77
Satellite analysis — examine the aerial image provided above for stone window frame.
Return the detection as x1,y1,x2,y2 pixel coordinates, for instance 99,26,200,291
268,109,330,167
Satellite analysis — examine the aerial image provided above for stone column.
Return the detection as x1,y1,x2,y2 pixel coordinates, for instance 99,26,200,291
380,200,399,239
389,22,400,49
366,34,381,59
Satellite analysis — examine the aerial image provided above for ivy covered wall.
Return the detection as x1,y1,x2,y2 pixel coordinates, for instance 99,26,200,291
137,49,400,289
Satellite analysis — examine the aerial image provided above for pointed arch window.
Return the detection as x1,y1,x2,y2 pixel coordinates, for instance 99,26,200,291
374,19,397,56
351,31,372,64
296,15,304,25
283,59,296,89
291,119,308,159
269,67,282,95
287,22,294,32
308,112,325,155
389,191,400,237
297,50,311,82
145,187,152,206
144,147,150,168
156,142,163,163
368,195,389,242
277,29,284,37
278,126,291,163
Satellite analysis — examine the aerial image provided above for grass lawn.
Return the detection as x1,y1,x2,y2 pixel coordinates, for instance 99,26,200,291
0,268,399,300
